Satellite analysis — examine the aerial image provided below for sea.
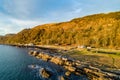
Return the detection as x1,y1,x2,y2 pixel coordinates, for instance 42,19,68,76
0,45,87,80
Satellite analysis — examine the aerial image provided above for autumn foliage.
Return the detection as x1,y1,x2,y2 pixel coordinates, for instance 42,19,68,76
0,11,120,48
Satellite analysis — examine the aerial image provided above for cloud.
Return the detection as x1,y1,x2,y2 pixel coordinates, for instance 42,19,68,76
46,0,82,21
3,0,35,19
0,12,47,35
10,18,45,28
0,17,49,35
0,23,18,35
0,0,119,35
2,0,83,21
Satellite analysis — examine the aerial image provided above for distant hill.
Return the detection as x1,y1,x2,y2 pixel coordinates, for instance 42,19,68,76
5,34,16,37
1,11,120,48
0,34,15,44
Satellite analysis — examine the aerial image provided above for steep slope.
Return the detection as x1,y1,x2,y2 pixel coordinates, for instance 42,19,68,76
2,11,120,48
0,34,15,44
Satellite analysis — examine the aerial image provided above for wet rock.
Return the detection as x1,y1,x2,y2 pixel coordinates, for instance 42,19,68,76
41,53,52,61
50,57,64,65
83,68,107,80
75,72,81,76
65,71,71,76
39,68,51,78
28,65,39,69
36,52,52,61
64,66,76,72
75,61,81,66
32,51,39,56
36,56,41,59
62,57,68,61
37,52,42,58
29,65,36,68
58,76,65,80
64,60,73,66
29,50,120,80
29,50,34,55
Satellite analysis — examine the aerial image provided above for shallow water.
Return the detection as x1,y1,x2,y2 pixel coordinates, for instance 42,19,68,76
0,45,87,80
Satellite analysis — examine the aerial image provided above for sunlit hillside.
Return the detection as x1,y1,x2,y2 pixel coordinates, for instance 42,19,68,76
1,11,120,48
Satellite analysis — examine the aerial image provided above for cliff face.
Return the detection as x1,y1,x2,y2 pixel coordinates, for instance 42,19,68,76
1,11,120,48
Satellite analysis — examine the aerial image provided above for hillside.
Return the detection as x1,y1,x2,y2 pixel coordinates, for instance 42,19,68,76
1,11,120,48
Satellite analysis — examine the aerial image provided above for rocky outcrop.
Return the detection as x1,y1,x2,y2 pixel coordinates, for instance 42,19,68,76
38,53,52,61
39,68,52,78
64,66,76,72
50,56,64,65
65,71,71,76
29,50,120,80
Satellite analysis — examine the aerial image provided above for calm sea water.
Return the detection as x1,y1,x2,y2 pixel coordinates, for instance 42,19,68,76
0,45,87,80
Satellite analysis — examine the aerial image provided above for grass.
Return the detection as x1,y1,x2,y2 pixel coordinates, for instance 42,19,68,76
62,48,120,70
36,45,120,70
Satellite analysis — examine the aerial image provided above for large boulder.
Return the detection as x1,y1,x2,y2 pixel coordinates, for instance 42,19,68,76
42,54,52,61
73,60,81,66
64,60,73,66
39,68,52,78
37,52,43,58
32,51,39,56
83,68,108,80
64,66,76,72
50,57,64,65
29,50,34,55
36,53,52,61
65,71,71,76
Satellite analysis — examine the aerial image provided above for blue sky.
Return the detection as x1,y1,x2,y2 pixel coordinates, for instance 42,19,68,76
0,0,120,35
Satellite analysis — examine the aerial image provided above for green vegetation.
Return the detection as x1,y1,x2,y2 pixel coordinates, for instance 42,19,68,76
0,11,120,48
62,48,120,69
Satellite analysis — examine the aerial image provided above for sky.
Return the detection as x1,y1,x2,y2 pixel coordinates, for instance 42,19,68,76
0,0,120,35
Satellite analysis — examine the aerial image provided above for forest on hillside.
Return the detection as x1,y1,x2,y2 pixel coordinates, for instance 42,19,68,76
0,11,120,48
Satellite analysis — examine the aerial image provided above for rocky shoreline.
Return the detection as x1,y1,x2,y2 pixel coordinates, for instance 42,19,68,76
9,44,61,53
6,44,120,80
29,50,120,80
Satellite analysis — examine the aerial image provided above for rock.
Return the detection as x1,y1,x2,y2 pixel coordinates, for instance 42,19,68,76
50,57,64,65
64,66,76,72
36,56,41,59
36,52,52,61
29,65,35,68
37,52,43,58
64,60,73,66
42,54,52,61
39,68,51,78
75,60,81,66
62,57,68,61
83,68,107,80
32,51,39,56
29,50,33,55
28,50,119,80
58,76,65,80
65,71,71,76
28,65,39,69
75,72,81,76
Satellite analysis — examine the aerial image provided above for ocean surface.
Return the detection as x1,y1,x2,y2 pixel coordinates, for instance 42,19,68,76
0,45,87,80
